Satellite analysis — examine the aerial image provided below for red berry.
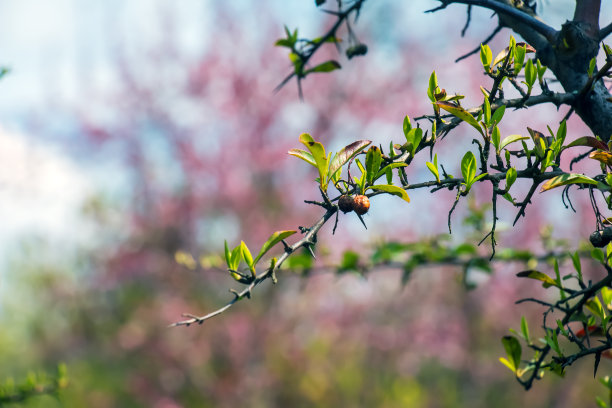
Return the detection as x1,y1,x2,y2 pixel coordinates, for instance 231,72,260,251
338,195,354,213
353,195,370,215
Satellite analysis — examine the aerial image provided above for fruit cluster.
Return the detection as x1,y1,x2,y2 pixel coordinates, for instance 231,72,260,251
338,195,370,215
590,227,612,247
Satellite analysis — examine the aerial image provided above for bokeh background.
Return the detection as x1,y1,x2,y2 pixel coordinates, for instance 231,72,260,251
1,1,612,406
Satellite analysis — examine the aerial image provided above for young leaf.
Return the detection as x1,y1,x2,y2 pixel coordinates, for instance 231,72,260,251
328,140,371,180
499,357,516,373
404,127,423,156
241,241,255,276
521,316,530,343
571,251,582,281
299,133,328,190
556,120,567,145
483,97,491,127
505,167,517,190
230,246,242,271
491,105,506,125
365,146,383,185
253,230,297,265
588,57,597,77
435,101,483,136
375,163,407,181
288,148,317,167
461,151,477,184
516,270,558,288
501,336,522,374
403,115,412,136
427,71,438,102
426,159,440,183
480,44,492,71
499,134,529,151
368,185,410,203
224,240,231,268
304,60,341,75
602,287,612,310
524,59,536,90
540,173,597,192
566,136,609,151
491,126,501,151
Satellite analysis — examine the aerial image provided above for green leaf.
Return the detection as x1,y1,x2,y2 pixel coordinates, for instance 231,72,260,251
376,163,407,181
288,148,317,167
595,396,608,408
571,251,582,281
230,246,242,271
253,230,297,265
491,105,506,126
521,316,530,343
513,44,526,75
365,146,383,185
404,127,423,156
589,57,597,77
501,336,522,373
299,133,328,190
339,250,360,272
556,120,567,145
499,357,516,373
224,240,231,268
566,136,609,151
403,115,412,136
524,59,536,89
304,60,341,75
435,101,483,135
368,184,410,203
536,59,547,82
275,38,295,48
328,140,371,182
592,248,605,264
461,151,477,184
516,270,558,288
602,287,612,310
506,167,517,190
499,134,529,151
426,159,440,183
586,297,606,320
241,241,255,275
427,71,438,102
491,126,501,150
483,97,491,127
480,44,492,71
540,173,597,192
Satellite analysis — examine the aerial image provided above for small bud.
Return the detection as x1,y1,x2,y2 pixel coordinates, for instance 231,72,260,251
353,195,370,215
338,195,354,213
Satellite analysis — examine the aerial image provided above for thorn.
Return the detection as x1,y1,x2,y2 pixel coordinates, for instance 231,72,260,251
356,213,368,229
332,210,339,235
306,243,316,259
281,239,293,253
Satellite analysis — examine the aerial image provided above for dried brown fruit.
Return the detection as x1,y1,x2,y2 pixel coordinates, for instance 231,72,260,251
353,195,370,215
338,195,354,213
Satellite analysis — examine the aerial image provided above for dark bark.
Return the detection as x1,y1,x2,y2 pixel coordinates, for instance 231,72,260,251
447,0,612,141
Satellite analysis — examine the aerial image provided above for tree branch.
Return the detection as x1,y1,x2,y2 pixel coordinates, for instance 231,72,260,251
429,0,557,42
